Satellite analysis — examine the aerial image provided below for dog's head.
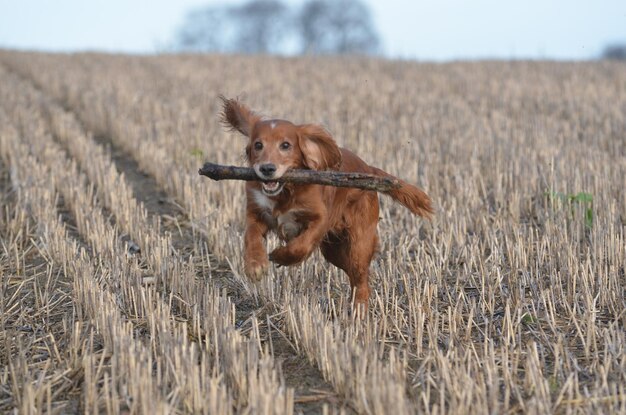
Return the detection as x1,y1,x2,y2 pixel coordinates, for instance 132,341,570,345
220,96,341,196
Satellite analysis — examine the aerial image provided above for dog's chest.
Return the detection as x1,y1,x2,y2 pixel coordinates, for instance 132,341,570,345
251,189,276,212
251,190,303,241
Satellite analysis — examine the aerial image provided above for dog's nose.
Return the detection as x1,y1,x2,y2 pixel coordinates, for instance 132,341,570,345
259,164,277,177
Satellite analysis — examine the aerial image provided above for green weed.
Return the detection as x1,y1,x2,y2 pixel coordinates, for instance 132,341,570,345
546,190,594,228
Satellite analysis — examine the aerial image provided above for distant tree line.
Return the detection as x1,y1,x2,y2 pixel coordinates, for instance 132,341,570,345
174,0,380,56
601,43,626,61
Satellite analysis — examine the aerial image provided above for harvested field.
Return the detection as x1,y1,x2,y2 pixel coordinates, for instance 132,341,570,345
0,50,625,414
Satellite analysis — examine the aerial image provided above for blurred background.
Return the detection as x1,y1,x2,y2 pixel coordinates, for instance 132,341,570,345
1,0,625,61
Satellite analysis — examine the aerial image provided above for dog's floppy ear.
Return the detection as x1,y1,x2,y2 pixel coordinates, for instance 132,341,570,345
297,124,342,170
219,95,261,137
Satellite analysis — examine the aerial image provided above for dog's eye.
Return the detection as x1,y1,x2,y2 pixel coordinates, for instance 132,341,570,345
280,141,291,150
254,142,263,151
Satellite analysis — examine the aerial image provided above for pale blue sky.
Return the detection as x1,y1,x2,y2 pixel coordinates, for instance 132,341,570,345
1,0,625,60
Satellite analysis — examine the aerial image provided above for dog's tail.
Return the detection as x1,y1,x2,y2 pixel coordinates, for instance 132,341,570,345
371,167,434,219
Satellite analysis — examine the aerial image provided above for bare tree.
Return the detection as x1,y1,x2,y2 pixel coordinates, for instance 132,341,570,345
299,0,380,55
174,0,288,54
231,0,289,54
173,0,380,56
175,6,231,52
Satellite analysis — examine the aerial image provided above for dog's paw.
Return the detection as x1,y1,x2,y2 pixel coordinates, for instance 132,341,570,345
269,246,306,266
244,258,268,282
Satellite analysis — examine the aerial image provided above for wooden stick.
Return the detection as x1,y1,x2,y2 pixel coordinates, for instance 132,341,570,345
198,162,401,192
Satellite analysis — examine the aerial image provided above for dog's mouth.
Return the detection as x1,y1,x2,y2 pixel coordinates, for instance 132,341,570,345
261,181,285,196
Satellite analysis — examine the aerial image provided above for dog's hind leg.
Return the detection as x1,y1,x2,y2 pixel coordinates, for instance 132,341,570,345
321,194,380,313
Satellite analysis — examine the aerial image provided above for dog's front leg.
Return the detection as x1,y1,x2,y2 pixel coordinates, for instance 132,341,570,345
269,209,327,266
244,211,270,281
